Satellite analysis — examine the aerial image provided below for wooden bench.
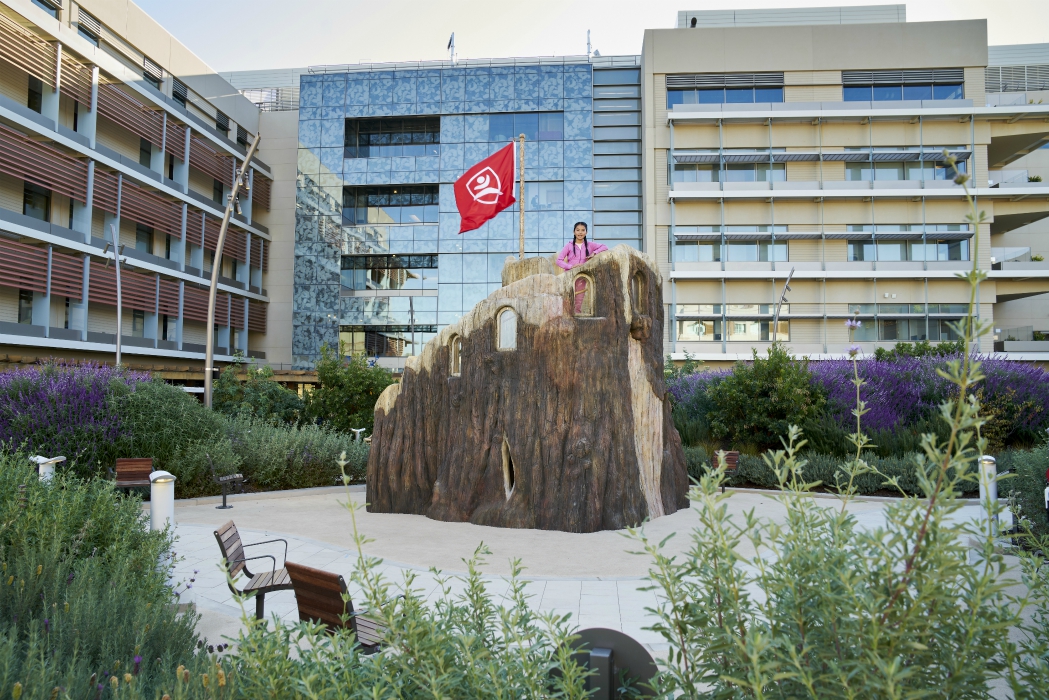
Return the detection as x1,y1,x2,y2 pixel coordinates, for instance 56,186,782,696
208,456,247,510
108,458,153,491
213,520,293,620
285,561,386,653
715,450,740,493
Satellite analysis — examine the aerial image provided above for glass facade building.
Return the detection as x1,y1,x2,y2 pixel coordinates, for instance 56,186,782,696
294,57,641,368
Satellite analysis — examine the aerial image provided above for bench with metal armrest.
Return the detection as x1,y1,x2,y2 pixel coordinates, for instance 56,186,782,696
213,520,292,619
285,560,388,654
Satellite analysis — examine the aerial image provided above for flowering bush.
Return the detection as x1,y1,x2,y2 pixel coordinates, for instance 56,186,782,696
0,362,147,473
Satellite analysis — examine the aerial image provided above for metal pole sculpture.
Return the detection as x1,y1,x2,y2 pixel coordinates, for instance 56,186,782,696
772,266,794,344
205,133,262,408
104,224,124,366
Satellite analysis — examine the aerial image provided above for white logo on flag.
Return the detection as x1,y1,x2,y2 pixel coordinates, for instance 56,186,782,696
466,166,502,205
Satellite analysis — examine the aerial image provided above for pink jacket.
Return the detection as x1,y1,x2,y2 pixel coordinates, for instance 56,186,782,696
556,240,609,270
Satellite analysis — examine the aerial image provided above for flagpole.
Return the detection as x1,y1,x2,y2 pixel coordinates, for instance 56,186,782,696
518,134,525,260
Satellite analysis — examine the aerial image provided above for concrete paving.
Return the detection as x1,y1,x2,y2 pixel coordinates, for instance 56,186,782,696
165,485,985,654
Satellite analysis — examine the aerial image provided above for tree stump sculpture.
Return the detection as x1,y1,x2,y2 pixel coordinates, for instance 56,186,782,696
366,245,689,533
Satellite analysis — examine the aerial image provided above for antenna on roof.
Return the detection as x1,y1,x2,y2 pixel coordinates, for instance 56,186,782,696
447,32,456,65
587,29,591,60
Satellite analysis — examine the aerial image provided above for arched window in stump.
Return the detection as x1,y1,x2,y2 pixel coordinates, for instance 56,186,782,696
450,335,461,375
573,274,595,316
497,308,517,350
630,272,646,314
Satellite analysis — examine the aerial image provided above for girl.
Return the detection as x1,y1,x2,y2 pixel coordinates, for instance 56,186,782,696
556,222,608,313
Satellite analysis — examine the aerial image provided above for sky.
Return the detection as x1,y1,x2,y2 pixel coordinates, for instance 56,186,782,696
132,0,1049,73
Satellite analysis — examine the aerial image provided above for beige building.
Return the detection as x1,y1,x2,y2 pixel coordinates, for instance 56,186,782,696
0,0,306,388
645,7,1049,366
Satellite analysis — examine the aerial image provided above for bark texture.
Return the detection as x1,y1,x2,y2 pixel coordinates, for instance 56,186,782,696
367,245,689,533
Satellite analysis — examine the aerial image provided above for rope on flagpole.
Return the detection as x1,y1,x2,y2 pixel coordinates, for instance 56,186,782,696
518,134,525,260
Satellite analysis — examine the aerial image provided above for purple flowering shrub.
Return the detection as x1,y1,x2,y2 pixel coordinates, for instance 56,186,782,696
668,353,1049,453
0,362,148,473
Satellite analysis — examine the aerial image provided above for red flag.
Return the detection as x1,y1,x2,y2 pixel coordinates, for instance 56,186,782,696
454,142,517,234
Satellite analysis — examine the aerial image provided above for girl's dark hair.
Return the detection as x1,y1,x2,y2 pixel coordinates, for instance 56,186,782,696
572,221,589,257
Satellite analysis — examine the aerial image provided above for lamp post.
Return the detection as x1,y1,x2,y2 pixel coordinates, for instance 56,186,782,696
204,133,262,408
103,224,126,366
772,266,794,344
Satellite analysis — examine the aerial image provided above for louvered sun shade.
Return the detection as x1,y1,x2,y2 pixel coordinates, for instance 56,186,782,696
96,81,164,147
0,122,88,202
190,134,233,188
251,173,271,210
230,297,245,329
0,238,48,294
92,170,181,235
60,51,93,107
248,301,267,333
165,121,186,157
188,208,248,263
181,285,209,323
87,261,156,312
158,278,179,317
0,11,56,88
50,250,84,300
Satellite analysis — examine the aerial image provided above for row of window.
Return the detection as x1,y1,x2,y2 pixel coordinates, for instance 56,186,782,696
673,239,969,263
676,318,962,343
675,303,971,316
340,255,439,292
674,224,970,233
666,83,965,108
670,161,964,183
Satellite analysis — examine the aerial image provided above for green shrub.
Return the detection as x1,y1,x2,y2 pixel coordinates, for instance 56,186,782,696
0,453,204,697
213,360,303,425
997,447,1049,537
227,417,368,492
706,344,824,453
301,343,396,435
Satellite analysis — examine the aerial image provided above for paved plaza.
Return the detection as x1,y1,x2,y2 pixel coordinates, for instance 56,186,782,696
165,486,985,653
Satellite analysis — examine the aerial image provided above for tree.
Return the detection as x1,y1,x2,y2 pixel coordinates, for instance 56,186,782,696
300,342,396,434
213,356,303,425
707,343,824,452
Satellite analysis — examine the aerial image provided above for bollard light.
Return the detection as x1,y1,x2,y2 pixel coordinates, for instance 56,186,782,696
150,470,177,531
29,455,66,483
978,455,998,539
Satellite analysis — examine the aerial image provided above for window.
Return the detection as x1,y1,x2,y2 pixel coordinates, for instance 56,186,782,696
524,182,564,211
23,182,50,221
667,86,783,108
213,179,224,205
724,163,785,182
161,314,169,341
139,138,152,168
77,8,101,45
339,324,437,357
911,239,969,261
165,234,172,260
728,320,789,342
676,304,722,316
342,185,439,225
450,335,462,375
27,76,42,113
497,308,517,350
17,289,33,324
171,78,188,107
848,238,969,262
630,272,645,314
143,57,163,91
237,125,249,148
345,117,440,158
135,224,154,255
31,0,58,19
844,83,964,102
672,163,719,183
341,254,438,292
674,242,721,262
166,154,175,180
677,319,721,341
574,275,594,316
726,241,787,262
131,310,145,338
489,113,564,142
215,111,230,134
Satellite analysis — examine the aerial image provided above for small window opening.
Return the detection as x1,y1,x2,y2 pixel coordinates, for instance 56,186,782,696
450,335,462,375
23,182,50,221
18,289,33,324
131,309,145,337
630,272,646,314
501,438,515,500
573,274,594,316
27,76,42,113
135,224,154,254
139,138,152,168
213,179,224,205
63,297,69,329
497,308,517,350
